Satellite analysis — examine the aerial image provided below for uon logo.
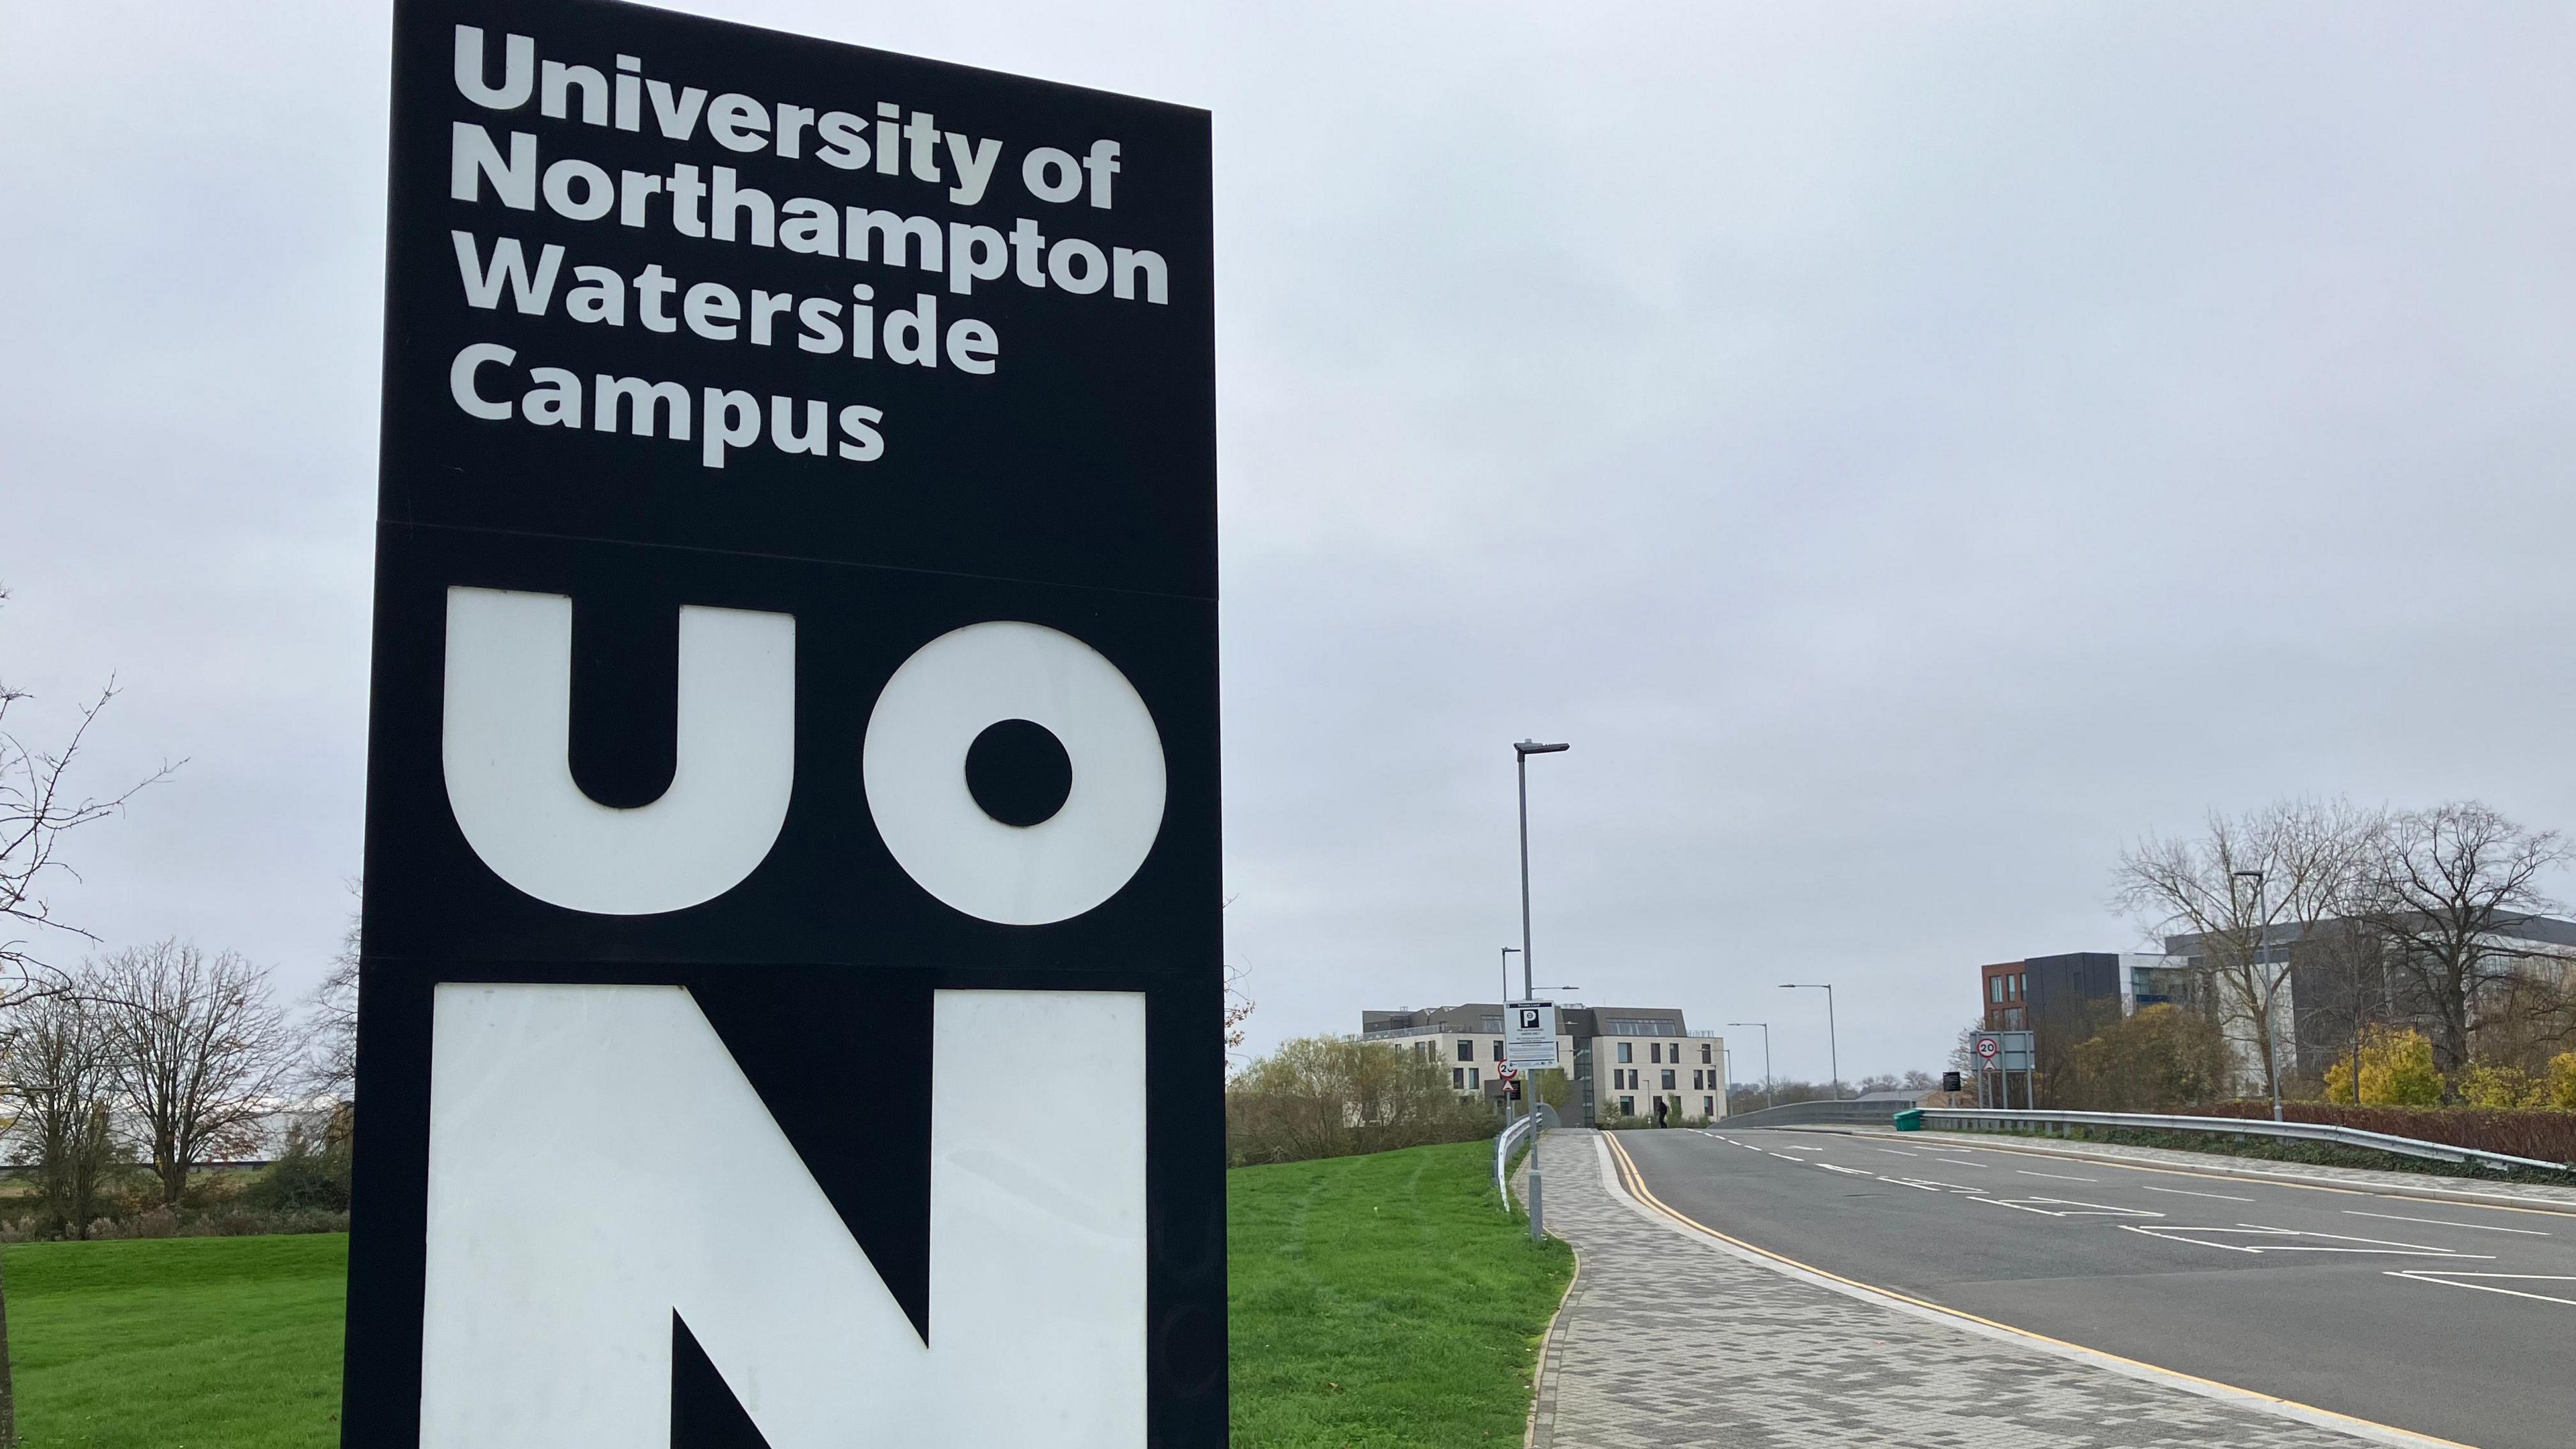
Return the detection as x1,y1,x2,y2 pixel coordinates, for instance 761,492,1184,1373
419,586,1165,1446
439,586,1169,922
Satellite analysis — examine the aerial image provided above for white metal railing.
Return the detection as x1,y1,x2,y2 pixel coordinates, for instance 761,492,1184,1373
1495,1114,1534,1206
1913,1108,2571,1175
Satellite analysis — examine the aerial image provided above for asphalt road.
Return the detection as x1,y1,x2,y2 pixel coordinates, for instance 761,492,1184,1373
1611,1126,2576,1449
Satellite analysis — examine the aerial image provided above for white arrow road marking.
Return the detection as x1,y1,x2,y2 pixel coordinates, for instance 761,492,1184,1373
2383,1272,2576,1308
2015,1169,2097,1182
1815,1162,1872,1176
2344,1210,2549,1236
1873,1148,1919,1157
2121,1224,2496,1258
1935,1158,1982,1167
1978,1197,2162,1218
2140,1185,2256,1203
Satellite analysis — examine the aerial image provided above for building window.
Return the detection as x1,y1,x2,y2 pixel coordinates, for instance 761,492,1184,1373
1619,1096,1634,1117
1990,976,2004,1004
1492,1040,1504,1061
1452,1067,1464,1088
1703,1095,1714,1116
1661,1070,1676,1090
1456,1040,1472,1063
1691,1070,1703,1089
1617,1042,1633,1063
1701,1043,1712,1063
1468,1067,1480,1089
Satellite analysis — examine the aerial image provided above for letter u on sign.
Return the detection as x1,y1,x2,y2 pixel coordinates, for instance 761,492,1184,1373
440,587,796,914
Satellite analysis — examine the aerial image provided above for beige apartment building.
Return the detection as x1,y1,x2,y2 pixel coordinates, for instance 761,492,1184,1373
1360,1002,1725,1126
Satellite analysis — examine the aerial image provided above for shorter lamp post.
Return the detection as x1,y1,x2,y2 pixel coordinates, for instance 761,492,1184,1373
1779,983,1840,1100
1727,1022,1774,1110
2234,869,2282,1123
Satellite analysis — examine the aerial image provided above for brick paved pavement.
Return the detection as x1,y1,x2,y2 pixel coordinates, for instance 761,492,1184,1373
1522,1129,2403,1449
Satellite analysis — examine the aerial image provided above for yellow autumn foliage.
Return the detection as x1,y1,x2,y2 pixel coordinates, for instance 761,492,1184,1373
2320,1027,2443,1106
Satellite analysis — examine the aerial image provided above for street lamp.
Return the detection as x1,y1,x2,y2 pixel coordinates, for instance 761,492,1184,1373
1513,739,1568,1244
1779,983,1839,1100
2234,868,2282,1123
1727,1022,1774,1110
1500,947,1519,1006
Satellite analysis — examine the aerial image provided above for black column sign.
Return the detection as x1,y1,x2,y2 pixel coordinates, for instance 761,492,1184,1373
345,1,1221,1444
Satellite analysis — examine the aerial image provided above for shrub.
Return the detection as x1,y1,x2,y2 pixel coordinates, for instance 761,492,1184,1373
2545,1052,2576,1111
2321,1027,2443,1106
246,1120,354,1213
1226,1036,1498,1167
2200,1099,2576,1165
2458,1063,2544,1110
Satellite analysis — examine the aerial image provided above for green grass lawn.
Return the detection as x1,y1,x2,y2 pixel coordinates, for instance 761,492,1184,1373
4,1234,347,1448
0,1138,1570,1447
1228,1140,1573,1447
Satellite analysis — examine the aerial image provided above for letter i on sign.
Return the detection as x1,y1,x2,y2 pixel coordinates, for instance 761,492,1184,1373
351,1,1221,1444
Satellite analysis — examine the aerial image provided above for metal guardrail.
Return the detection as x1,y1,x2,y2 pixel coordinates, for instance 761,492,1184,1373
1912,1108,2573,1175
1721,1099,1911,1129
1495,1114,1534,1205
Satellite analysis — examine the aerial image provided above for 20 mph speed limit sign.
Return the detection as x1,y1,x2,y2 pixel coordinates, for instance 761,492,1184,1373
1974,1034,2001,1061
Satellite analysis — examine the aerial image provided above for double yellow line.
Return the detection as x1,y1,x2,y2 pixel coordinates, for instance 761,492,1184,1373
1597,1132,2473,1449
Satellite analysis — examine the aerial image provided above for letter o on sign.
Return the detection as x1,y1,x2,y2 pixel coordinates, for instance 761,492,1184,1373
863,621,1167,924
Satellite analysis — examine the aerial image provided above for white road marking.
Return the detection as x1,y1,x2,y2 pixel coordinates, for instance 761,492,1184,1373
2015,1169,2097,1182
1935,1158,1983,1168
1776,1144,1825,1152
2140,1185,2256,1203
2383,1272,2576,1308
1816,1162,1872,1176
1873,1148,1919,1157
1766,1152,1808,1163
1879,1177,1986,1194
2345,1210,2550,1236
2121,1224,2495,1258
1978,1196,2161,1218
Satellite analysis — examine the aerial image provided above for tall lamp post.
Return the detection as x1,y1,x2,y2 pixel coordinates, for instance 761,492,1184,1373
2234,868,2282,1123
1514,739,1568,1243
1501,947,1519,1006
1779,983,1840,1100
1727,1021,1774,1110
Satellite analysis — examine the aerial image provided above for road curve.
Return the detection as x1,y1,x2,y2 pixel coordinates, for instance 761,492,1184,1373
1609,1126,2576,1449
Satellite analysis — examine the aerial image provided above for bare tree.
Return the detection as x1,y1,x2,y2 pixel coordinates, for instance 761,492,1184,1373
305,889,362,1101
2283,912,2400,1103
89,941,300,1206
2,982,125,1239
2113,797,2381,1106
0,587,176,996
0,583,175,1448
2353,802,2569,1085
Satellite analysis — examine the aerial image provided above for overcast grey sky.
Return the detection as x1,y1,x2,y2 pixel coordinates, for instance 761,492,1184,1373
5,2,2572,1083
